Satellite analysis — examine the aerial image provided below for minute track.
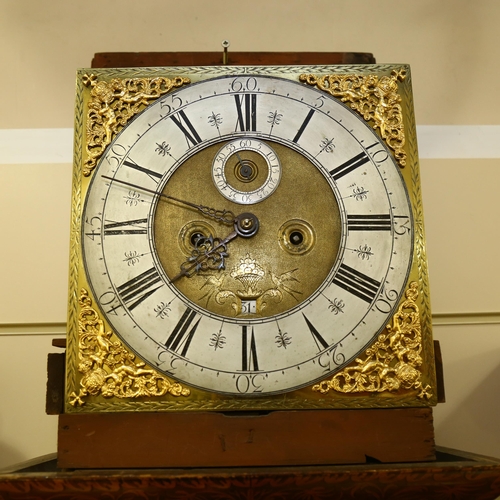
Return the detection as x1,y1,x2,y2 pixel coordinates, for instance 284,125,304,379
80,72,415,398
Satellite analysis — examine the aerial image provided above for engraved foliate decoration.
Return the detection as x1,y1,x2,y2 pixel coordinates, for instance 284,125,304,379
199,253,303,316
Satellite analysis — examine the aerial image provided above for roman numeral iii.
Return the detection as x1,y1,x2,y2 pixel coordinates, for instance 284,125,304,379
347,214,392,231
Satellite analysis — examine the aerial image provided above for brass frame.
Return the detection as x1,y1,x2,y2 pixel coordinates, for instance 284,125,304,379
66,65,436,412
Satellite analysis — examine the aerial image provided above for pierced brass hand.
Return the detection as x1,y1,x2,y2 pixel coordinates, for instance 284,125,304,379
171,213,260,282
102,175,235,225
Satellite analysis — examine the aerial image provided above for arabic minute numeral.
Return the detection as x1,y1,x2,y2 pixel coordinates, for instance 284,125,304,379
374,286,399,314
318,344,346,372
394,215,411,235
84,215,102,241
230,77,258,92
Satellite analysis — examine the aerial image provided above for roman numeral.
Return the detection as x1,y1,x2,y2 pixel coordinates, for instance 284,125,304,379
103,218,148,236
234,94,257,131
332,264,381,304
292,108,315,143
111,267,163,313
165,307,200,357
303,314,329,351
241,326,259,371
329,151,370,181
347,214,392,231
170,110,202,147
122,160,162,182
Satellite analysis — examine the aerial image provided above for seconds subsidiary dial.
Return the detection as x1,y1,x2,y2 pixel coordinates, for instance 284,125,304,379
82,74,413,396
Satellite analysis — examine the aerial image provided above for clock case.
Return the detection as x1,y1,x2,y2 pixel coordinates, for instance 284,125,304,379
65,64,437,415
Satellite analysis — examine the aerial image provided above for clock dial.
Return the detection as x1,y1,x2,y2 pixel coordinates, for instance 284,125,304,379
211,138,282,204
81,74,413,396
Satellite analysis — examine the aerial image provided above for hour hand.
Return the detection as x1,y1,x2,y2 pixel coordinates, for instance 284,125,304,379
171,231,237,283
170,213,260,283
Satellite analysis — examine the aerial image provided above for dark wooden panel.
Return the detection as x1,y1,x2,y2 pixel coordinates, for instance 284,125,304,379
91,51,376,68
58,408,435,469
45,353,65,415
434,340,446,403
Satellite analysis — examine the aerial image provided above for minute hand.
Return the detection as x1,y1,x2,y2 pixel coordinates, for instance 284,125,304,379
101,175,235,226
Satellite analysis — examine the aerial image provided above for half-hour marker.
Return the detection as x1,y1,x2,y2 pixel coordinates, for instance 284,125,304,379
347,214,392,231
292,108,315,143
242,326,259,371
103,218,148,236
332,264,381,303
234,94,257,131
329,151,370,181
170,110,202,146
165,307,200,356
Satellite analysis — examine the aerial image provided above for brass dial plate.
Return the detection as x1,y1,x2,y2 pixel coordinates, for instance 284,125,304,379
155,141,340,319
66,66,436,410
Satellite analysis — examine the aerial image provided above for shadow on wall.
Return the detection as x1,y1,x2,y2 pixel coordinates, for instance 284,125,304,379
0,441,25,471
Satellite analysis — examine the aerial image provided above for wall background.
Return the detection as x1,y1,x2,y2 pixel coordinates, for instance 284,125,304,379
0,0,499,469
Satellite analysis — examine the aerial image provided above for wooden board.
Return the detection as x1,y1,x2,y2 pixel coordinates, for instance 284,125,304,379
58,408,435,469
4,447,500,500
91,51,375,68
